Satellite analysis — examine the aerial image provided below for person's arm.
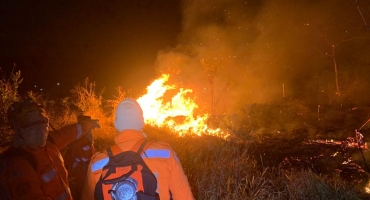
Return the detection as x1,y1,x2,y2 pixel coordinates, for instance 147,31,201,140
48,121,99,150
168,148,195,200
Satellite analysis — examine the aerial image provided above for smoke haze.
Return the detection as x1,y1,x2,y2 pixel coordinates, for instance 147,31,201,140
154,0,370,114
1,0,369,114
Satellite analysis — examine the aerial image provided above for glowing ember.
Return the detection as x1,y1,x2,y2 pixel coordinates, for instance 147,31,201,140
137,74,222,136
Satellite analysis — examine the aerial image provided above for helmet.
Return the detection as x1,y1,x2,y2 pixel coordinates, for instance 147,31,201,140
7,99,49,129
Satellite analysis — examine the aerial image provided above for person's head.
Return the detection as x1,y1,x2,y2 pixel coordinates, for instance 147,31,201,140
7,99,49,148
114,98,144,132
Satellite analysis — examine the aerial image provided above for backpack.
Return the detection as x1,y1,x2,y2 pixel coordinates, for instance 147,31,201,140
94,138,159,200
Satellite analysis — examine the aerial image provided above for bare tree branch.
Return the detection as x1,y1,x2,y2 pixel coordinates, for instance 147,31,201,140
355,0,370,30
314,47,332,57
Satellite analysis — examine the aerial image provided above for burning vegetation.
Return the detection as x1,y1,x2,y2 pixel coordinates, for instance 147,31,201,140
2,0,370,199
1,70,370,199
136,74,221,137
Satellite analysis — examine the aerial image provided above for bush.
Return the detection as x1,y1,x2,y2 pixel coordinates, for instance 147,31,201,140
0,70,368,199
0,69,22,127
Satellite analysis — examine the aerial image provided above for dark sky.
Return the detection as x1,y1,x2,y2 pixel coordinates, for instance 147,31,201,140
1,0,370,113
0,0,182,98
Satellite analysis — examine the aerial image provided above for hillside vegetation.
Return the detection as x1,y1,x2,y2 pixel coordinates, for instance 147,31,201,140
1,71,369,199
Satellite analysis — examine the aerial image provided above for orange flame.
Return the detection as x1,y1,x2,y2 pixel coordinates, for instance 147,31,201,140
137,74,222,136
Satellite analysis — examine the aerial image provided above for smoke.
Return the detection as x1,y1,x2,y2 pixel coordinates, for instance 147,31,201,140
153,0,370,114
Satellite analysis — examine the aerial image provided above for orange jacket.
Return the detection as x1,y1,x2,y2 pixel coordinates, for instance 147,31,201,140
0,123,93,200
64,134,95,200
81,130,194,200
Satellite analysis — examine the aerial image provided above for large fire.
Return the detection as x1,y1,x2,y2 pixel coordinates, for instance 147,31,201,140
136,74,222,136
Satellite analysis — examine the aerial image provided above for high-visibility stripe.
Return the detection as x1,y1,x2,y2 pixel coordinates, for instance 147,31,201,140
55,191,68,200
91,149,170,172
42,168,57,183
142,149,170,158
91,157,109,172
82,145,90,151
76,124,82,139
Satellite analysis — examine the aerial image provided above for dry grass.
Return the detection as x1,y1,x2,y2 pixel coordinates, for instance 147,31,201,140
282,170,361,200
140,126,367,200
0,73,369,199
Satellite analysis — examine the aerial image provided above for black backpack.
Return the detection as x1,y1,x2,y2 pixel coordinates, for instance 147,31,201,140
94,138,159,200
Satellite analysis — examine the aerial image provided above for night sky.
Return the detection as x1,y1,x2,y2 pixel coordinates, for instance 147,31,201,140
1,0,370,113
0,0,182,98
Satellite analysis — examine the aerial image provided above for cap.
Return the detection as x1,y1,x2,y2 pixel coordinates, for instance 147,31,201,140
7,99,48,129
114,98,144,132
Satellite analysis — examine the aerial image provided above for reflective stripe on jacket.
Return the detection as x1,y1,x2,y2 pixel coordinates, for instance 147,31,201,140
81,130,194,200
0,123,91,200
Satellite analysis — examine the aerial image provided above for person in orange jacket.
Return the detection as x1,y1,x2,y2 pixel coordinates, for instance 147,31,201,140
0,99,100,200
64,115,96,200
81,98,194,200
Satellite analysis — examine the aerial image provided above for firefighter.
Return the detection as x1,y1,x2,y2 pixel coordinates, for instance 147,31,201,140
64,115,96,200
81,98,194,200
0,99,100,200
